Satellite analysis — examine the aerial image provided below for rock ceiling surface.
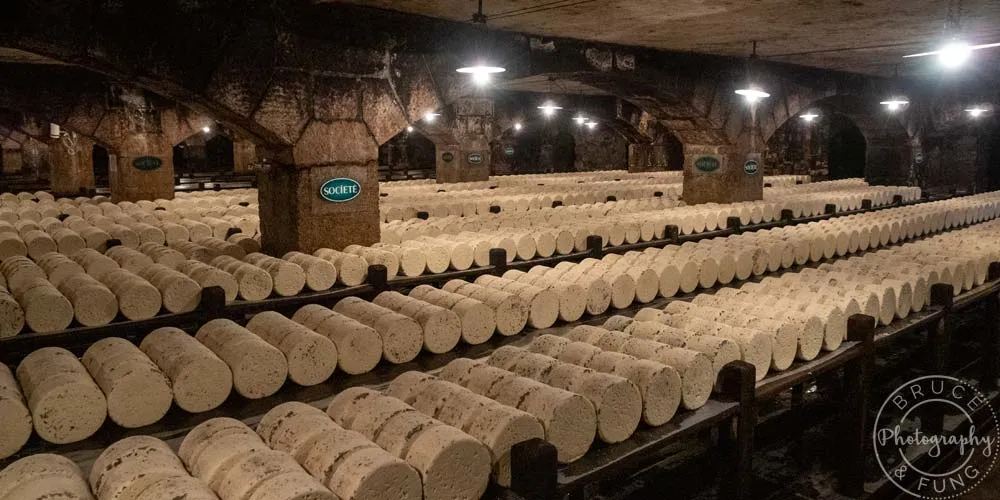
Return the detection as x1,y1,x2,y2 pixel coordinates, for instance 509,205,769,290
329,0,1000,76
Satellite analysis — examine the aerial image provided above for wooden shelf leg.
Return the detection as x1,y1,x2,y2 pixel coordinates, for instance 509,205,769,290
718,360,757,500
838,314,875,498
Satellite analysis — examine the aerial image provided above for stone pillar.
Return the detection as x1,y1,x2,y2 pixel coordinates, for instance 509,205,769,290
436,98,492,183
436,139,490,183
111,133,175,202
1,147,22,175
682,143,763,204
682,99,764,205
258,121,380,255
233,138,258,174
50,133,96,194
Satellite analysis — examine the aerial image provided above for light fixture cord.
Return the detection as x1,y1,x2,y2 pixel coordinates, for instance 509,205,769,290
473,0,487,24
946,0,963,35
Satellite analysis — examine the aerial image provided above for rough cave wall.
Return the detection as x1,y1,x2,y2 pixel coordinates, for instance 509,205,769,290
573,126,628,171
762,118,829,180
919,133,986,194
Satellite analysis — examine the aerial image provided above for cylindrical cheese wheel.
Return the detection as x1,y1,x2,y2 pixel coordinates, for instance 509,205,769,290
246,311,337,386
0,363,31,458
140,327,232,413
292,304,382,375
16,347,107,444
82,338,172,428
139,263,202,313
404,424,491,500
313,248,367,286
373,291,462,354
245,252,306,297
409,285,496,345
196,319,288,399
283,251,337,292
332,297,422,364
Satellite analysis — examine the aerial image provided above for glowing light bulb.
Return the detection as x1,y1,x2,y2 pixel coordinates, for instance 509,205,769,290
880,99,909,112
406,126,414,133
202,126,211,133
472,71,490,85
800,112,819,122
457,65,505,86
735,88,770,103
574,116,587,125
939,42,972,69
586,121,597,129
513,123,522,131
537,101,562,117
423,112,439,123
966,107,988,118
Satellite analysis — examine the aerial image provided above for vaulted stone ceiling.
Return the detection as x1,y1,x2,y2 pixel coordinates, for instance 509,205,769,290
327,0,1000,77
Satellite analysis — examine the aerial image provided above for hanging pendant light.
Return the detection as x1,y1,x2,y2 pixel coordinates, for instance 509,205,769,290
537,77,563,117
881,65,909,113
902,0,1000,70
456,0,506,86
735,41,770,104
966,107,989,118
799,111,820,122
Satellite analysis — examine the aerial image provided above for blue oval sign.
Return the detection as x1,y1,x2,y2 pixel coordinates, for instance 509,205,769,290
695,156,720,173
133,156,162,171
320,178,361,203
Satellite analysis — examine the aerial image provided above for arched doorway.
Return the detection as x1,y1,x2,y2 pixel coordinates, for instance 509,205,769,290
205,135,235,171
827,114,867,180
764,107,868,181
506,120,578,173
174,131,235,175
378,130,436,181
663,132,684,171
92,144,110,188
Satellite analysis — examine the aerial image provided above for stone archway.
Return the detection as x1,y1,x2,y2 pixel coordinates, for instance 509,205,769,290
378,129,437,181
173,128,237,175
765,94,912,185
763,108,868,181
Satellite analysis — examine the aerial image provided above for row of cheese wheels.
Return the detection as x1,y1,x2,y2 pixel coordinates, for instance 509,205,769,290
0,276,542,455
375,184,922,263
0,208,263,261
379,168,687,191
619,225,998,379
381,195,684,244
378,179,881,230
379,170,685,193
0,196,259,252
377,181,827,238
317,192,1000,362
379,182,684,222
0,230,412,334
